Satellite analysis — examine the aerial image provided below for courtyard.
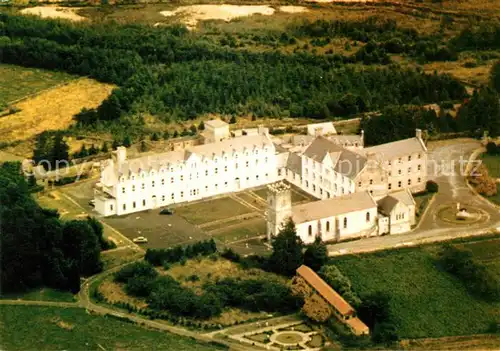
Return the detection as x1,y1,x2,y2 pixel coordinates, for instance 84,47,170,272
53,180,316,255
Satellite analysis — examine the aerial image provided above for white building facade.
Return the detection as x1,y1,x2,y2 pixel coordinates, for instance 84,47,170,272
94,119,426,243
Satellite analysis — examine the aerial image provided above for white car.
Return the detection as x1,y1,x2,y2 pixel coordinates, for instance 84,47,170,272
132,236,148,243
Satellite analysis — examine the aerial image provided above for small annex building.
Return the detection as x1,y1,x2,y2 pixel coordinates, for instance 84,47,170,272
295,265,369,336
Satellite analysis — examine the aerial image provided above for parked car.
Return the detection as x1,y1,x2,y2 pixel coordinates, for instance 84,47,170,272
132,236,148,243
160,208,174,215
88,199,95,207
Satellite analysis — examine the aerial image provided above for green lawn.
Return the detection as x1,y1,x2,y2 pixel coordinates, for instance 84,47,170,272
333,243,500,338
481,153,500,178
212,218,267,243
0,305,225,351
175,196,253,225
0,288,75,303
0,64,74,108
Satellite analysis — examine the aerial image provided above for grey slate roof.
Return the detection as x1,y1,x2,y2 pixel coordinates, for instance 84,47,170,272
363,137,426,161
291,191,377,224
302,136,367,179
377,189,415,215
286,153,302,176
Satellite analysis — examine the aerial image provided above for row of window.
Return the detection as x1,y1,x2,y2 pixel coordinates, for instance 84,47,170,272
121,171,272,194
388,177,422,190
306,213,372,236
120,155,271,182
388,153,422,166
388,165,422,177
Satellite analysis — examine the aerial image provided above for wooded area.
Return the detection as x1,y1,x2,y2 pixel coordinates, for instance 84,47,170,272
0,14,469,126
0,162,105,294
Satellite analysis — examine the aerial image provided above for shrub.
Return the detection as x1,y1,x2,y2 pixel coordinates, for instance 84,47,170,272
125,275,156,297
145,239,217,266
486,142,499,155
114,261,158,283
426,180,439,193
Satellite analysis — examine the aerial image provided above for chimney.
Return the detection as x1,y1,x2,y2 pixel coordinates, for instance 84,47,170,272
360,129,365,146
258,125,269,136
416,129,422,140
115,146,127,165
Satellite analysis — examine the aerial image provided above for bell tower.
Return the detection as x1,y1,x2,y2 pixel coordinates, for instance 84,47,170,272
267,182,292,241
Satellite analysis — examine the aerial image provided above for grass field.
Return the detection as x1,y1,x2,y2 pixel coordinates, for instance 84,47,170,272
333,238,500,338
480,153,500,178
0,288,75,303
0,77,114,144
210,218,267,243
175,196,254,225
0,64,74,108
0,305,224,351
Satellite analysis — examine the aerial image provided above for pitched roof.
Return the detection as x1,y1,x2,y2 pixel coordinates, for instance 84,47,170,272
377,189,415,215
291,191,376,224
115,134,273,176
302,137,367,179
296,265,354,316
205,119,228,128
327,134,363,146
345,317,370,336
286,152,302,176
363,137,426,161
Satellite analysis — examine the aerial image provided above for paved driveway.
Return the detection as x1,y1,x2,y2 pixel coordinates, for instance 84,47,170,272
328,139,500,255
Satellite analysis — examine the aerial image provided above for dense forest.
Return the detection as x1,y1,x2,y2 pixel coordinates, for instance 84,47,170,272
361,64,500,145
0,14,469,126
0,162,106,294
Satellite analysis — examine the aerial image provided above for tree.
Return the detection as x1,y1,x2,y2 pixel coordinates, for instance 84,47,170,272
491,61,500,93
304,236,328,271
88,144,99,155
268,218,303,276
101,142,109,153
198,121,205,130
123,135,132,147
302,293,332,322
229,116,237,124
112,140,119,150
140,140,148,152
357,291,392,329
426,180,439,193
50,132,70,168
189,124,197,135
151,132,159,141
173,130,179,138
486,142,498,155
163,130,170,140
76,145,88,158
62,220,103,276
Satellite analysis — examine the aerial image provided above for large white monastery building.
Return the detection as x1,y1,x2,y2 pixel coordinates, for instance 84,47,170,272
94,119,427,243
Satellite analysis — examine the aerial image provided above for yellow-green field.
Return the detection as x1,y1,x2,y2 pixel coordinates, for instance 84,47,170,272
0,64,74,108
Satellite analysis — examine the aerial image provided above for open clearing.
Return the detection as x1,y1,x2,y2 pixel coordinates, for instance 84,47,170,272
0,64,74,108
0,305,224,350
159,5,307,28
333,237,500,338
0,78,114,144
20,6,87,22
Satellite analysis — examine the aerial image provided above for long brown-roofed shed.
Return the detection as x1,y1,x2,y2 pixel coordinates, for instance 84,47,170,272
296,265,354,316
